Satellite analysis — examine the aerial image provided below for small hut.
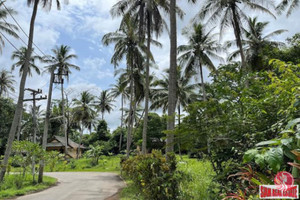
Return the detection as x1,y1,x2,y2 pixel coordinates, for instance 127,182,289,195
46,135,85,158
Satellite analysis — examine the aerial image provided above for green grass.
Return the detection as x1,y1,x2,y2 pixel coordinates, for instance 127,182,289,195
120,179,144,200
0,174,57,199
45,155,121,172
177,156,219,200
120,156,218,200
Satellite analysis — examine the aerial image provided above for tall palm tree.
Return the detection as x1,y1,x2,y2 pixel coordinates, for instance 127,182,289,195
196,0,275,72
110,77,128,151
0,1,18,53
73,91,97,159
178,24,222,101
226,17,287,70
96,90,115,120
152,66,198,155
11,47,41,77
111,0,166,154
48,45,79,156
38,56,57,183
102,15,146,157
0,0,62,182
0,69,15,97
277,0,299,16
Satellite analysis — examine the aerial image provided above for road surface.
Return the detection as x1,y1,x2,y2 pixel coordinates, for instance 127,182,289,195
16,172,125,200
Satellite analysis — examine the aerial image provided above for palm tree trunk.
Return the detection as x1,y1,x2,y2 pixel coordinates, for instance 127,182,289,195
231,5,246,72
38,68,54,183
177,105,182,159
138,2,145,42
142,15,151,155
102,112,104,120
0,0,39,182
119,94,124,152
61,82,68,156
16,109,23,141
77,123,84,159
166,0,177,153
126,67,134,158
199,63,207,101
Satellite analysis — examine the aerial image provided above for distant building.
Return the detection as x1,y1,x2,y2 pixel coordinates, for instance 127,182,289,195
46,135,85,159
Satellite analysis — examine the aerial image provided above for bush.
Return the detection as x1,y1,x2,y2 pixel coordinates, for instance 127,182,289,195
122,150,182,200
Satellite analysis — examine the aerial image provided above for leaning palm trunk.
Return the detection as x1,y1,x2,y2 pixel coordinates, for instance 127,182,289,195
126,67,134,158
38,68,55,183
199,63,207,101
77,123,84,159
166,0,177,153
119,94,124,152
142,16,152,155
231,5,246,72
0,0,39,182
61,82,68,156
16,109,23,141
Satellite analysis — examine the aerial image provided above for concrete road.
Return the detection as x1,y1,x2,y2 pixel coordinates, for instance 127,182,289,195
16,172,125,200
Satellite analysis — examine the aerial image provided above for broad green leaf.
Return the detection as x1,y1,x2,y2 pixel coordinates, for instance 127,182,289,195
244,149,258,163
256,139,280,147
254,154,265,168
265,147,283,172
281,138,293,146
286,118,300,129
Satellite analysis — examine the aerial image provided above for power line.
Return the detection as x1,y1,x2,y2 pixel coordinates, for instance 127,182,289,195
2,18,41,57
0,32,19,51
3,2,47,57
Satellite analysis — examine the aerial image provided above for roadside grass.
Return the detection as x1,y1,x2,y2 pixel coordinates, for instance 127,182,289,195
120,155,218,200
120,179,144,200
45,155,121,172
177,156,219,199
0,175,57,199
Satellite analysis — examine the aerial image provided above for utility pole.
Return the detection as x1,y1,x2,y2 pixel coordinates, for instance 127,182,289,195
24,88,46,183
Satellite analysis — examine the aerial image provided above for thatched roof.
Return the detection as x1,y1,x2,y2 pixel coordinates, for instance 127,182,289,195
47,135,85,149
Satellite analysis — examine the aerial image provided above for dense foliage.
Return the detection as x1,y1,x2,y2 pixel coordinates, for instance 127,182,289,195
122,151,182,200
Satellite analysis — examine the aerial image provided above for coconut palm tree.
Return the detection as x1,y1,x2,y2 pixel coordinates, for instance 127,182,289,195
110,77,128,151
167,0,197,153
196,0,275,72
102,15,146,157
11,47,41,77
111,0,167,154
151,66,198,155
73,91,97,159
0,1,18,53
226,17,287,71
47,45,79,156
0,69,15,97
37,55,59,183
178,24,222,101
96,90,115,120
0,0,62,183
277,0,299,16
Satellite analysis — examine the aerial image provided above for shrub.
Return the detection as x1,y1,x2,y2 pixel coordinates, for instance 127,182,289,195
122,150,182,200
69,160,76,169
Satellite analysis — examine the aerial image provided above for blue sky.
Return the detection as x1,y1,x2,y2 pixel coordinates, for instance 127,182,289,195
1,0,299,131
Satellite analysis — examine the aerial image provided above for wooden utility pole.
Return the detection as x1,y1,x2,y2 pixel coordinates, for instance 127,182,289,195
24,88,46,183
